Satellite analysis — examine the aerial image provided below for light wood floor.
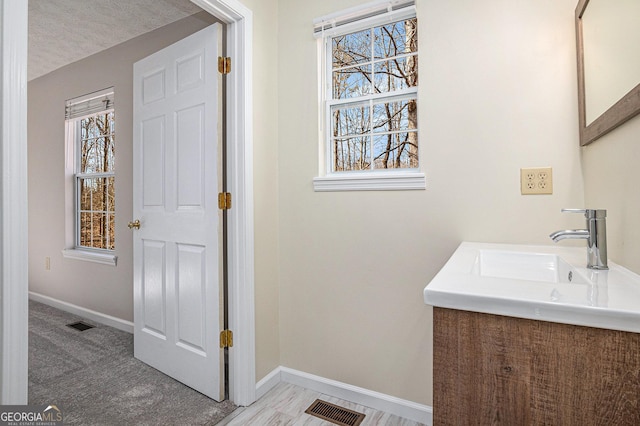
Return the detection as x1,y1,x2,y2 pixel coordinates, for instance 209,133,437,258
217,382,426,425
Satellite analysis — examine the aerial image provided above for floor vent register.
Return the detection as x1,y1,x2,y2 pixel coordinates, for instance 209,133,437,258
66,321,95,332
305,399,365,426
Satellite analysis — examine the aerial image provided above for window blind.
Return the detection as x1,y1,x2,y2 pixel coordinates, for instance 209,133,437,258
65,88,114,120
313,0,415,38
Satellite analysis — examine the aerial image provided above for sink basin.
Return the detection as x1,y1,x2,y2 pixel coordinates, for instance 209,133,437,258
472,250,588,284
423,242,640,333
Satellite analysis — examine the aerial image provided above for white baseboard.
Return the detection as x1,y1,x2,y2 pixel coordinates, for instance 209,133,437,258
29,291,134,334
256,366,432,425
255,366,282,400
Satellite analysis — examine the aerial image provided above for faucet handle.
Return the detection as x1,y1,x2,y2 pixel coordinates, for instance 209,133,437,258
561,208,606,218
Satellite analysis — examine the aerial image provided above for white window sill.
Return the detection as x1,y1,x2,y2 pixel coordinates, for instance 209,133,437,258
62,248,117,266
313,172,426,192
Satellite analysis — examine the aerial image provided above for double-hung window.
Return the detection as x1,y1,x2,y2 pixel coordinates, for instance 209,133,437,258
63,88,117,265
313,0,424,191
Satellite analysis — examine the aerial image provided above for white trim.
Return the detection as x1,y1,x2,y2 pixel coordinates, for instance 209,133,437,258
65,87,114,120
61,248,117,266
313,0,414,36
29,292,134,334
257,367,433,425
190,0,256,407
255,366,282,400
0,0,29,405
66,87,114,105
316,4,421,188
314,171,425,191
329,86,418,108
64,119,76,248
314,4,416,39
68,106,116,251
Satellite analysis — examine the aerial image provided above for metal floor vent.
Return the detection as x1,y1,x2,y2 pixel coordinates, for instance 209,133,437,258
304,399,365,426
66,321,95,332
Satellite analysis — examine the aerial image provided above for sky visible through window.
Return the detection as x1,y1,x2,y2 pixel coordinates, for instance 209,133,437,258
330,17,418,172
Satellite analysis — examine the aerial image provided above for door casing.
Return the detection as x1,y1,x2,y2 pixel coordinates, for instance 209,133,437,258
0,0,29,405
192,0,256,407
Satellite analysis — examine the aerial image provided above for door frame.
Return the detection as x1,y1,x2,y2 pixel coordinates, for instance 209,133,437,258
0,0,29,405
191,0,256,407
0,0,256,407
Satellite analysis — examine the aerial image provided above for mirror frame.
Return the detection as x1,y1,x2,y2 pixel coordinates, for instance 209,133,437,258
576,0,640,146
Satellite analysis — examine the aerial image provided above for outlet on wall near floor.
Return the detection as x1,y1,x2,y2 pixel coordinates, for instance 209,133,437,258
520,167,553,195
45,256,50,270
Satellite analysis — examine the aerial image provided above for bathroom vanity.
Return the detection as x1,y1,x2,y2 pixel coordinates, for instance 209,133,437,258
424,242,640,425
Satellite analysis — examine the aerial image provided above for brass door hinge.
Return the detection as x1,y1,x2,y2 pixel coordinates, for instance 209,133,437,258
218,192,232,210
220,329,233,348
218,56,231,74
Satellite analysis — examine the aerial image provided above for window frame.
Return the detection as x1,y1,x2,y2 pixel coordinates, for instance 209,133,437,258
62,89,117,266
313,1,425,192
73,112,116,250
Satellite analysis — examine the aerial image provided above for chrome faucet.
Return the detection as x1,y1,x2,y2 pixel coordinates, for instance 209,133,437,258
550,208,608,270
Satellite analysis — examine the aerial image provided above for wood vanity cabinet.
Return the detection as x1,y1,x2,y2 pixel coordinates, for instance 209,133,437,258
433,307,640,425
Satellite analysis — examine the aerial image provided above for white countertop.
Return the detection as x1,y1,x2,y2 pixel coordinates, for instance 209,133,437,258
424,242,640,333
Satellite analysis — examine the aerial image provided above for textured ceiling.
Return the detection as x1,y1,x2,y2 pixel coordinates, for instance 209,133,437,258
28,0,203,81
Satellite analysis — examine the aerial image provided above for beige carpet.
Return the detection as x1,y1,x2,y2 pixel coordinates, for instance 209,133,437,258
28,300,235,425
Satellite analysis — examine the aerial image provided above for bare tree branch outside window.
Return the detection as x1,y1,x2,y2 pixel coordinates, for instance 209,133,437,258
330,18,418,172
78,111,115,250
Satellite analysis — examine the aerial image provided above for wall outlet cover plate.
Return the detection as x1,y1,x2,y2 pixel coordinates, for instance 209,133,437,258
520,167,553,195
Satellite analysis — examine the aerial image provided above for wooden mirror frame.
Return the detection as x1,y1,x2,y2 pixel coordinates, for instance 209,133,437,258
576,0,640,146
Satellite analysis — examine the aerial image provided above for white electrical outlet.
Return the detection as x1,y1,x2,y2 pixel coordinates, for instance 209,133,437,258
521,167,553,195
45,256,51,270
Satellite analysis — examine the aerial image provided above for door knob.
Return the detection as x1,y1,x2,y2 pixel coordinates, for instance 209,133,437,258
128,219,141,230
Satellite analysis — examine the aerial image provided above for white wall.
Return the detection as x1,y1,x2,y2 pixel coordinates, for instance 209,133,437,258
277,0,583,405
238,0,282,383
579,0,640,276
582,0,640,124
582,114,640,274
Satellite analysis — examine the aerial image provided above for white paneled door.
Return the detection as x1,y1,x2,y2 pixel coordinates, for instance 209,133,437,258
132,23,223,400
